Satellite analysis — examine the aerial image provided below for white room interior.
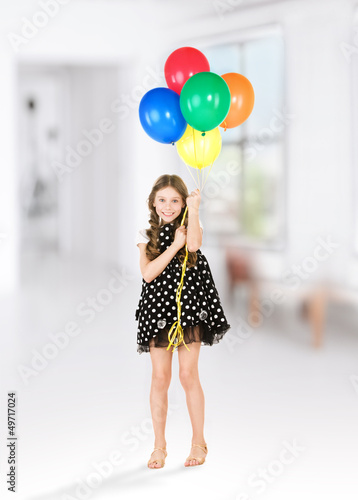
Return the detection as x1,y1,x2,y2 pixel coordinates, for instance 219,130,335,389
0,1,358,499
1,0,358,287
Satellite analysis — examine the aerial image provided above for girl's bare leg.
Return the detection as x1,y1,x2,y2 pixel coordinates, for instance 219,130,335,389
148,341,173,468
178,338,207,466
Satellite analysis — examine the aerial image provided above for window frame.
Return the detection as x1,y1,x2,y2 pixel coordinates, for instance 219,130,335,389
186,23,288,252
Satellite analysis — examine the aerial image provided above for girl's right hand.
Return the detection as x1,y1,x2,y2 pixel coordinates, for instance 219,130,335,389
173,226,187,250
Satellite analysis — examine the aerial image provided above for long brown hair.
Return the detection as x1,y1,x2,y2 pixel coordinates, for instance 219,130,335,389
145,174,198,268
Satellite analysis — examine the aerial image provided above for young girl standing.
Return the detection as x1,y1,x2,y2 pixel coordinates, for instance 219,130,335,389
135,174,231,468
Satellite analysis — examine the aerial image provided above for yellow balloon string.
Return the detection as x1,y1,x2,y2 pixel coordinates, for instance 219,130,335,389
201,133,208,190
196,161,201,190
192,127,202,189
167,131,218,352
202,153,216,190
166,205,191,353
192,126,197,164
185,161,200,189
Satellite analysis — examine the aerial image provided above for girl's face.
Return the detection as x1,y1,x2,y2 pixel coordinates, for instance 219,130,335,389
153,186,185,224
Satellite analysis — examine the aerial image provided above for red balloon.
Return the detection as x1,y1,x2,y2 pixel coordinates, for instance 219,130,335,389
165,47,210,95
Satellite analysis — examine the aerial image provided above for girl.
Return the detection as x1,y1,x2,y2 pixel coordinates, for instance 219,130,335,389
135,174,231,468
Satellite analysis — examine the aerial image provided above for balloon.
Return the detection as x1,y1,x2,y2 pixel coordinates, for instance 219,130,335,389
139,87,187,144
176,125,222,169
164,46,210,95
180,72,231,132
220,73,255,129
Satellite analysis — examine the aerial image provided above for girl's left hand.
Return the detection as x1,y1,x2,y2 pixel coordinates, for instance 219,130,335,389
186,188,201,210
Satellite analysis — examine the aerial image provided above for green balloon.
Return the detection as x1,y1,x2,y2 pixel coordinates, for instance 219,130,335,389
179,72,231,132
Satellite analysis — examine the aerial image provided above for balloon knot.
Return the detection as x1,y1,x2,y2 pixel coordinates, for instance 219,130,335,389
171,142,175,146
201,132,206,137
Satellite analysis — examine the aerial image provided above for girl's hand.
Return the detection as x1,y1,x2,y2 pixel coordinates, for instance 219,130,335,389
173,226,187,250
186,188,201,211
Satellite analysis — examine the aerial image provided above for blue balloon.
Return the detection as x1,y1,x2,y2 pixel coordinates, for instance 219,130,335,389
139,87,187,144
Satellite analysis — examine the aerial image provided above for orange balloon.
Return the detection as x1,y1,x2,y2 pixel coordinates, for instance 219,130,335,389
220,73,255,129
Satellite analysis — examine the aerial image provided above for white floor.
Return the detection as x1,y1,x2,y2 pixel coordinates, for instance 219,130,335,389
1,253,358,500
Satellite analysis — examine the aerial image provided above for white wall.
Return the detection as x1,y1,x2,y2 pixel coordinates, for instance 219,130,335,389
62,66,120,264
1,0,358,293
130,0,358,287
0,55,19,294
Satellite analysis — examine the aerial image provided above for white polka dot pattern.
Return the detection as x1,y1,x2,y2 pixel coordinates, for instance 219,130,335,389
135,221,230,354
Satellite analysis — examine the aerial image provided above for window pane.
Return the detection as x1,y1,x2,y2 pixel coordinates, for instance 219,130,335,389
200,35,286,250
241,140,285,244
204,43,241,76
201,144,242,234
243,36,285,137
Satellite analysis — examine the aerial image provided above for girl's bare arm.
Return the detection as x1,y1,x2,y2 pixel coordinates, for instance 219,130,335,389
186,207,203,252
137,242,180,283
186,189,202,252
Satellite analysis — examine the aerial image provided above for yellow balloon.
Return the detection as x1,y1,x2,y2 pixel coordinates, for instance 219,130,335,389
176,125,222,169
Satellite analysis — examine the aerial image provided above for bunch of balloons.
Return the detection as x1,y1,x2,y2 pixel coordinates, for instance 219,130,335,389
139,46,254,178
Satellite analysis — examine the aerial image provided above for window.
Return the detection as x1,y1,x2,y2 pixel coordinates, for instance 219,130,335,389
200,30,286,250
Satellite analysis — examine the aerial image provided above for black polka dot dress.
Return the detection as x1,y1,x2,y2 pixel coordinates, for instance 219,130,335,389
135,222,231,354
